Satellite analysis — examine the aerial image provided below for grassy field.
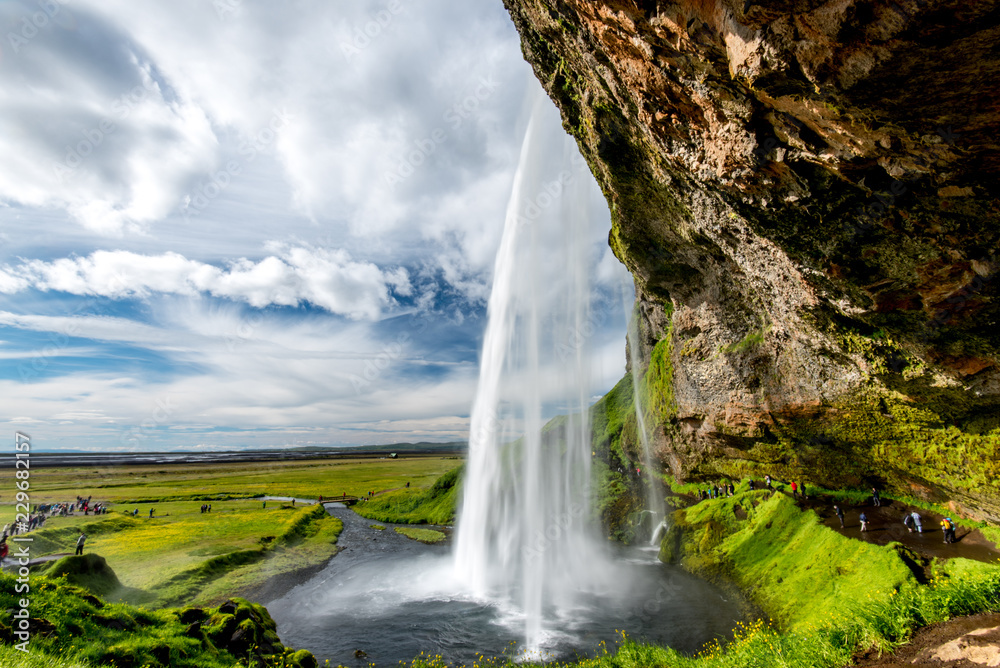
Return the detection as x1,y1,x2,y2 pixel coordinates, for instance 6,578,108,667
2,456,461,610
2,455,462,510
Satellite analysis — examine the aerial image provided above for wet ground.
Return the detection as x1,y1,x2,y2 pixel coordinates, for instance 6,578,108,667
801,495,1000,566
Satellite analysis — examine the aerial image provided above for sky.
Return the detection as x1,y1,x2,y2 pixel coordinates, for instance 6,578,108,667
0,0,632,452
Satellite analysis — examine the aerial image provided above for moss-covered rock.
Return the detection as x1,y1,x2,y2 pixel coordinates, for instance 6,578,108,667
42,554,122,597
504,0,1000,519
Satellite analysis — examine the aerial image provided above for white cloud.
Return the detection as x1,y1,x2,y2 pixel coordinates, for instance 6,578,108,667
3,246,410,319
0,6,218,235
0,2,634,451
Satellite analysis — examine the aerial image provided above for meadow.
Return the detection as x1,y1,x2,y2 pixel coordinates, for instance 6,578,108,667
2,456,462,608
2,455,462,508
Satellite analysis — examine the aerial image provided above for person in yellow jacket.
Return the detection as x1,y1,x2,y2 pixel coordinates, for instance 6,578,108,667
940,517,956,544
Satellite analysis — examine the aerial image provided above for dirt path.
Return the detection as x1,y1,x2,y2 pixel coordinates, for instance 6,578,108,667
852,612,1000,667
797,495,1000,566
0,552,72,571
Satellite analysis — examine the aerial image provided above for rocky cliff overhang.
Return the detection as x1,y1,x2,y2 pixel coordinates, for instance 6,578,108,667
504,0,1000,520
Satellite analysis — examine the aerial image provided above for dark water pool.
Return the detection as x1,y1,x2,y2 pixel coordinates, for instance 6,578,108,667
266,507,744,666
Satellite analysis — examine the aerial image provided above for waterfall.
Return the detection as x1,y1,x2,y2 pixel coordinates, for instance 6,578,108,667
453,86,611,652
625,293,668,543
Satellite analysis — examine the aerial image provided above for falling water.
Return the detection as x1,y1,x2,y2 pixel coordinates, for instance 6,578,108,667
453,87,612,653
267,86,748,668
625,293,668,545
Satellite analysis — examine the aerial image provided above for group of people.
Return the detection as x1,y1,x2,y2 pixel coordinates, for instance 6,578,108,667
699,483,735,500
199,504,213,513
698,475,809,500
834,499,958,544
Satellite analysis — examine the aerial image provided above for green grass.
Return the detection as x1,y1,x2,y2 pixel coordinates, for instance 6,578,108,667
0,644,98,668
0,456,461,609
0,574,315,668
28,502,341,608
1,455,460,511
647,489,1000,667
354,465,462,525
394,527,447,544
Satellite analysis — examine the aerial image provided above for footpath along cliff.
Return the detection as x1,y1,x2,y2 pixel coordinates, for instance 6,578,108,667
503,0,1000,520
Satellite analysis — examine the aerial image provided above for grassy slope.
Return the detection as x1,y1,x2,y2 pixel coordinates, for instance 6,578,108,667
0,574,313,668
634,489,1000,668
30,502,341,608
354,464,462,525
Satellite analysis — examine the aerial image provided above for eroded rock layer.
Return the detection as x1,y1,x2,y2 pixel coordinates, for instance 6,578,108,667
504,0,1000,520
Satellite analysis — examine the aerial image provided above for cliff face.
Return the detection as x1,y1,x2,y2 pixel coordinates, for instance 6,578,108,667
503,0,1000,520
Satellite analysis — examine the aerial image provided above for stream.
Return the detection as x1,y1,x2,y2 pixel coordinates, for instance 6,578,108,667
266,504,744,667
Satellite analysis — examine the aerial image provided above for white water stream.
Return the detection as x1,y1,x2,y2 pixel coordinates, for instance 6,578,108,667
453,88,615,654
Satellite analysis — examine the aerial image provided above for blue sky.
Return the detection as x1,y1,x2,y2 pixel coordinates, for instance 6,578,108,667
0,0,632,451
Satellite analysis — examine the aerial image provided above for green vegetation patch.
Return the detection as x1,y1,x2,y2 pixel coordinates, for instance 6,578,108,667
644,489,1000,667
354,465,462,525
38,554,122,597
27,502,342,608
394,527,447,544
0,574,318,668
0,456,460,510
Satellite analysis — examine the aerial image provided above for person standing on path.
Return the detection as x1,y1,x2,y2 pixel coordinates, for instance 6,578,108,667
911,511,923,533
791,481,798,497
149,508,155,518
941,517,956,544
872,487,881,507
75,530,87,556
860,511,869,532
834,505,845,528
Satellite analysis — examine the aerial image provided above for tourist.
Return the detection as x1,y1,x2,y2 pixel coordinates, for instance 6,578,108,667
748,479,755,491
149,508,155,518
911,511,922,533
941,517,956,544
834,505,845,528
75,530,87,556
791,481,798,497
872,487,880,507
903,513,914,532
860,511,869,532
800,482,807,499
263,501,267,509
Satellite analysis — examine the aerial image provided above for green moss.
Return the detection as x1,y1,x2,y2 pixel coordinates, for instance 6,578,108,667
640,331,677,429
0,576,291,668
394,527,447,544
38,554,123,597
720,322,771,355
